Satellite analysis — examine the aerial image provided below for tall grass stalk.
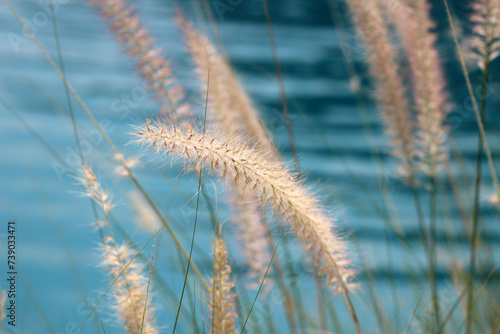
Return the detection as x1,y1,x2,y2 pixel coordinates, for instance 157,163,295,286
261,0,300,171
467,1,500,331
443,0,500,201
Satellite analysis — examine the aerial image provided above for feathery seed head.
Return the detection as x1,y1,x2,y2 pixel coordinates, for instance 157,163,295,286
89,0,192,124
470,0,500,68
227,192,273,289
101,242,158,334
134,121,356,292
347,0,416,176
209,236,237,334
76,165,113,215
404,0,450,177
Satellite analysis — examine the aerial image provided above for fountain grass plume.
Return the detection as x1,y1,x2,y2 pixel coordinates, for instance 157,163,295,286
209,235,237,334
405,0,450,178
101,242,159,334
76,164,113,216
346,0,416,178
77,165,158,334
471,0,500,69
88,0,191,123
378,0,450,177
227,194,273,287
133,120,356,293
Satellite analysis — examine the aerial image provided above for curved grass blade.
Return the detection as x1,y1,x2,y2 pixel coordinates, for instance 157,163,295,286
240,234,281,333
406,284,429,334
384,299,404,334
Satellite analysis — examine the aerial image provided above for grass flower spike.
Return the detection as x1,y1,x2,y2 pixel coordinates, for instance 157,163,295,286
346,0,416,177
227,195,272,286
77,164,113,215
471,0,500,69
134,121,356,293
101,242,158,334
77,165,158,333
89,0,191,122
404,0,449,177
209,235,237,334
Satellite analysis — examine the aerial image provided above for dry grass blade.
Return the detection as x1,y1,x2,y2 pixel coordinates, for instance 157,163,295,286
406,284,429,334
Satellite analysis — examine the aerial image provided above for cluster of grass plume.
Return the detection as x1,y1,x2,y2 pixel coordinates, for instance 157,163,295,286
77,165,158,334
3,0,500,332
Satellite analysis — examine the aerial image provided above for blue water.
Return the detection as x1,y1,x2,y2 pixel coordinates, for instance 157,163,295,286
1,0,499,333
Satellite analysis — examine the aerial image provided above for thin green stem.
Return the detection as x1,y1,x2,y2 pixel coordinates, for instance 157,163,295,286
241,236,281,333
443,0,500,200
261,0,300,172
140,236,156,334
263,222,297,334
429,175,440,330
467,52,491,334
173,69,210,334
